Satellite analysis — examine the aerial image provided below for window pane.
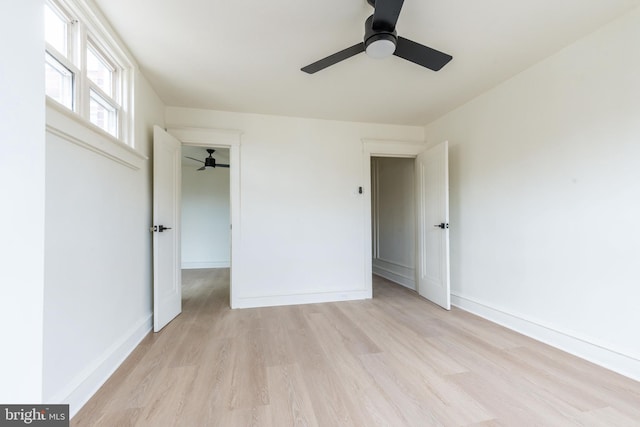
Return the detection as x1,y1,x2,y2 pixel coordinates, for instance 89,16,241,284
45,53,73,109
89,90,117,136
87,47,113,96
45,3,67,55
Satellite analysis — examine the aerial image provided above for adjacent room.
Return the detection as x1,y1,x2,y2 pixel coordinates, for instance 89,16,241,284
181,146,231,271
2,0,639,425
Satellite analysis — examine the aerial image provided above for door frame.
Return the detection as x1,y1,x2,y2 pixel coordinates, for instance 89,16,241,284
168,127,242,308
362,138,433,298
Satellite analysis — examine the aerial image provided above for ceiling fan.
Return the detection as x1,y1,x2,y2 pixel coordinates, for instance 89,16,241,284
185,149,230,170
301,0,452,74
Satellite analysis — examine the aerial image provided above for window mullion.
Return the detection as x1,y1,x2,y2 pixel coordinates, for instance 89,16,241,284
67,17,78,62
113,68,120,105
77,21,89,121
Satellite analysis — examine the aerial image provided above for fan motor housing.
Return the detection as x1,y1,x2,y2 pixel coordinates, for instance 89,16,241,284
364,15,397,57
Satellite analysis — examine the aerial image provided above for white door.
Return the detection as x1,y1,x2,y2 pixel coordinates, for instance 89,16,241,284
153,126,182,331
416,141,450,309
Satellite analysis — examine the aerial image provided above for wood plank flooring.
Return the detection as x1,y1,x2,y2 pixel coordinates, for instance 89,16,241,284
72,270,640,426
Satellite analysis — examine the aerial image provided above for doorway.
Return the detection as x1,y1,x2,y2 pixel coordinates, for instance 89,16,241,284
180,145,232,313
181,146,231,270
362,139,451,309
371,156,417,290
153,126,241,332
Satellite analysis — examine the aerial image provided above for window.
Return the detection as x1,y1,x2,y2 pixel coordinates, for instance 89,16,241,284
44,0,132,143
86,43,120,135
45,52,74,109
86,45,114,95
89,90,117,136
44,3,68,55
44,1,76,109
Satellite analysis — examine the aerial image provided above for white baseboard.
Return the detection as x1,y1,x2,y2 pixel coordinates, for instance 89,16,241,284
372,258,415,290
181,261,230,269
451,293,640,382
232,289,371,309
372,268,415,290
48,315,152,418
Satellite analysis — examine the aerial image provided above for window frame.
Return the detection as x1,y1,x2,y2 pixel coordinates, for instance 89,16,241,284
44,0,135,145
44,1,79,110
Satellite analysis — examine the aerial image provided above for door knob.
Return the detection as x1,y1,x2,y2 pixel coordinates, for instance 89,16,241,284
158,225,172,232
433,223,449,229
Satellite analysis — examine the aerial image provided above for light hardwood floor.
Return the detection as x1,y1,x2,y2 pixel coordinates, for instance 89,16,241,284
73,270,640,426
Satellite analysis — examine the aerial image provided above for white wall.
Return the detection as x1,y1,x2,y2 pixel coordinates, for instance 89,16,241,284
424,7,640,379
167,108,424,307
0,0,45,403
371,157,416,289
42,70,165,412
182,158,231,268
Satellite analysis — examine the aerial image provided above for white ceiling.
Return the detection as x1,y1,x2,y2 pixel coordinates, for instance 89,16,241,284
94,0,640,126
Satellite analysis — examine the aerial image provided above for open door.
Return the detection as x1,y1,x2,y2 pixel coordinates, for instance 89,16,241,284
416,141,450,309
152,126,182,331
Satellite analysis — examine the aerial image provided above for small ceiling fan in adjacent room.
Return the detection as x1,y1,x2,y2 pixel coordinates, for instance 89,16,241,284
185,149,230,170
301,0,452,74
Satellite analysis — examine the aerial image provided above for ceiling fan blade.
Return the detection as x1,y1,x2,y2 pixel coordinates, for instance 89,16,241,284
393,36,452,71
301,43,365,74
217,164,230,168
372,0,404,31
185,156,205,163
197,166,206,171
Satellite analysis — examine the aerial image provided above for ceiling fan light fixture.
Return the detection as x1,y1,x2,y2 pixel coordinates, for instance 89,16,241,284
301,1,453,74
365,34,396,59
186,148,230,170
204,157,216,168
